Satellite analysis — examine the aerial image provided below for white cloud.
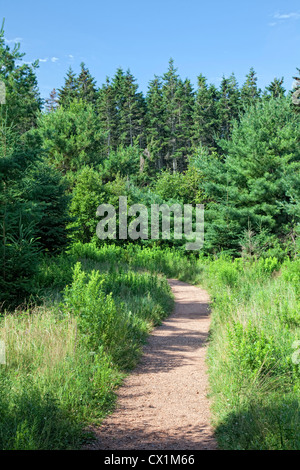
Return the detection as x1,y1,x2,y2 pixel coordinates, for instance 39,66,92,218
274,12,300,20
4,37,23,44
68,54,74,59
39,58,48,63
51,57,59,63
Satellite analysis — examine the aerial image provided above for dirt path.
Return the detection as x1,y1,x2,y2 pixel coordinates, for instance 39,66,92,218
88,279,217,450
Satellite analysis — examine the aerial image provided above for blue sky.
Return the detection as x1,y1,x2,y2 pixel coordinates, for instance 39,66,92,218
2,0,300,99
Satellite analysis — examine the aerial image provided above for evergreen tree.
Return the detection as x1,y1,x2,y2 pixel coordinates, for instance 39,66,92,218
0,121,69,304
38,99,105,173
25,161,71,253
77,62,98,105
58,67,79,107
112,68,146,148
193,98,300,253
174,78,194,171
218,73,241,140
192,74,220,150
0,21,42,134
97,77,118,155
162,58,180,172
265,77,286,98
45,88,59,112
241,67,261,109
146,76,166,169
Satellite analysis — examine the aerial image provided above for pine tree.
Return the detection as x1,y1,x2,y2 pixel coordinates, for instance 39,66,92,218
193,98,300,253
45,88,59,112
112,68,146,148
265,77,285,98
38,99,105,173
97,77,118,155
162,58,181,172
146,76,166,169
192,74,220,150
218,73,241,141
175,78,194,171
77,62,98,105
241,67,261,109
58,67,79,107
0,20,42,134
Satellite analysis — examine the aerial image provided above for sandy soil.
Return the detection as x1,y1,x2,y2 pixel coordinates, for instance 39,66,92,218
87,279,217,450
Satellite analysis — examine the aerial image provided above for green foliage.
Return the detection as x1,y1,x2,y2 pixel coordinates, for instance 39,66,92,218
25,161,71,253
205,256,300,450
154,167,203,204
37,99,105,172
193,98,300,254
0,243,175,449
0,20,42,134
68,166,105,244
101,145,141,181
227,321,282,378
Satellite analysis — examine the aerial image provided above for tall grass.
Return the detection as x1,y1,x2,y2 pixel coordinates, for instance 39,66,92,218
1,241,299,450
205,256,300,449
0,245,174,449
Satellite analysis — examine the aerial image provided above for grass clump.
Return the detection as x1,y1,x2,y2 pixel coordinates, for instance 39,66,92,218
205,256,300,449
0,244,174,449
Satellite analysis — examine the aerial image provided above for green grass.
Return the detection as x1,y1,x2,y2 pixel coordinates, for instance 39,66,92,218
0,244,174,449
1,241,300,450
204,256,300,449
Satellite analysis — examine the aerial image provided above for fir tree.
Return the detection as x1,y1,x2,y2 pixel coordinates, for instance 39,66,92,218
175,78,194,171
162,58,181,172
0,20,42,134
192,74,220,150
77,62,98,105
265,77,285,99
97,77,118,155
241,67,261,109
218,73,241,140
45,88,59,112
58,67,79,107
112,68,146,148
146,76,166,169
193,98,300,253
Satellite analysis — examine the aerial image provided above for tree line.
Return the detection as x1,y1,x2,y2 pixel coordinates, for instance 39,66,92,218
0,19,299,307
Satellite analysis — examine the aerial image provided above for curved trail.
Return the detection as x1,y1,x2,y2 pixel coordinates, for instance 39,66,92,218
88,279,217,450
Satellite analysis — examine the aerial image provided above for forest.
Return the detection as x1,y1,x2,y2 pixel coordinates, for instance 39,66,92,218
1,18,300,450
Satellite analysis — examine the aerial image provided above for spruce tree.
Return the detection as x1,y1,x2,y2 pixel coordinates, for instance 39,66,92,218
265,77,286,98
45,88,59,112
193,97,300,253
162,58,181,172
97,77,118,155
175,78,194,171
0,21,42,134
112,68,146,148
146,76,166,169
241,67,261,109
58,67,79,107
77,62,98,105
218,73,241,140
192,74,220,150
